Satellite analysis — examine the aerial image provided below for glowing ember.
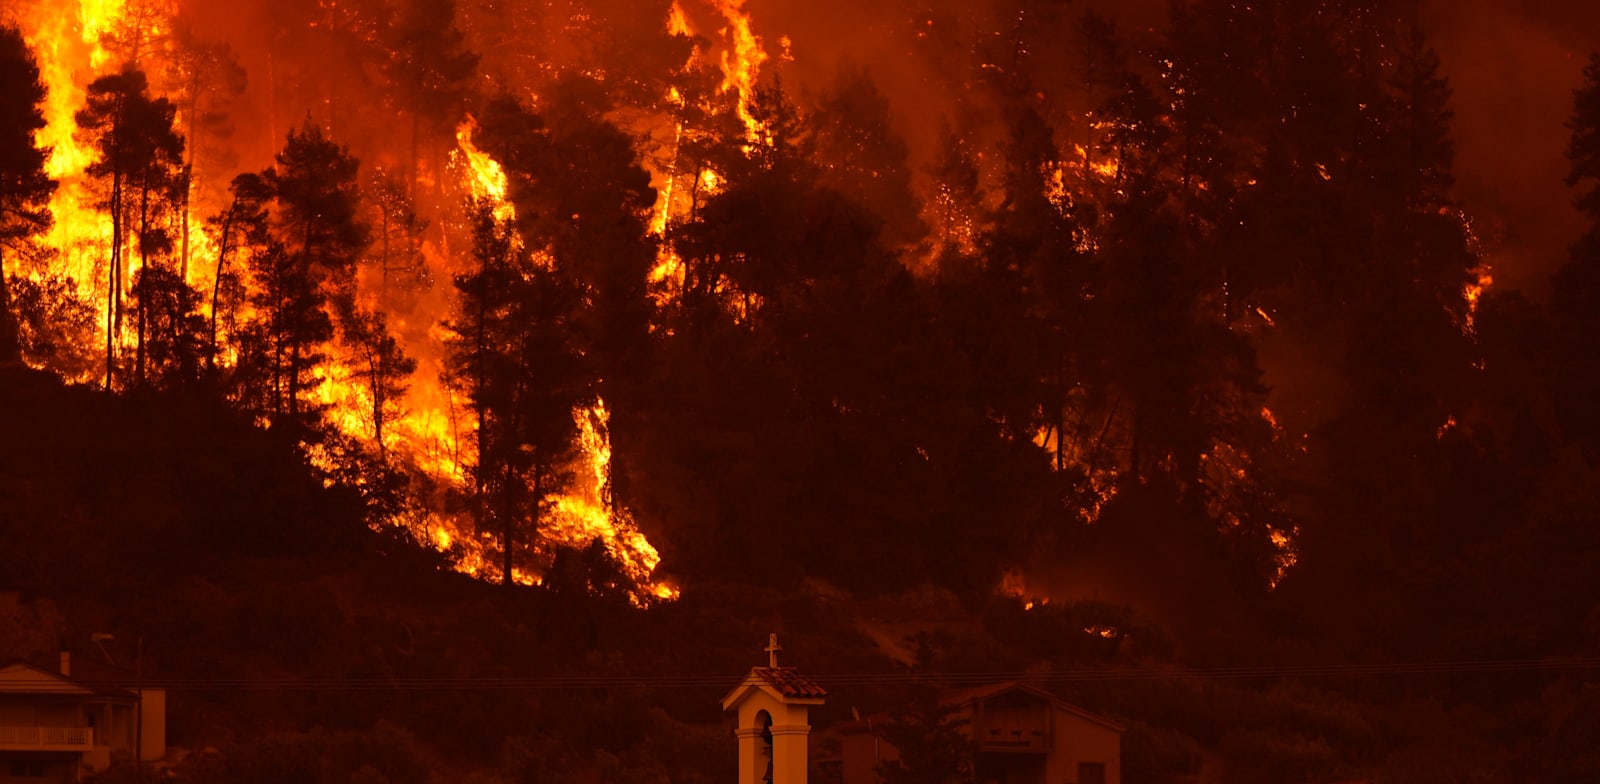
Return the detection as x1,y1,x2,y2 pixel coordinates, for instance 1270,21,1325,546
1462,268,1492,335
1436,414,1458,439
1268,527,1297,589
1073,144,1120,179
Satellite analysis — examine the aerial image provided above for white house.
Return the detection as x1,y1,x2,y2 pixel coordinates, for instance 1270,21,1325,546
831,682,1123,784
0,653,165,782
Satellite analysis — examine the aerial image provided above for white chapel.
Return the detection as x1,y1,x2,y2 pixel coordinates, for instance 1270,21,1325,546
722,634,827,784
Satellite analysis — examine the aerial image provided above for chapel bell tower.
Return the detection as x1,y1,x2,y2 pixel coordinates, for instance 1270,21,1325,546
721,634,827,784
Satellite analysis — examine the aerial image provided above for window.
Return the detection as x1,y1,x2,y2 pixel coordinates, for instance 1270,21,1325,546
1078,762,1106,784
11,760,48,777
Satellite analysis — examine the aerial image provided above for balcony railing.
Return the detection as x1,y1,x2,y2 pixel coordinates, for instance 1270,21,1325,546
0,725,94,749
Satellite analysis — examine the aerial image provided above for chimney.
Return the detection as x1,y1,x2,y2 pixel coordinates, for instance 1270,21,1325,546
59,651,70,677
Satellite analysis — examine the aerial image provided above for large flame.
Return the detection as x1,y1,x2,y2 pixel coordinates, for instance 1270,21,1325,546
712,0,768,144
20,0,123,321
455,117,513,221
667,1,691,38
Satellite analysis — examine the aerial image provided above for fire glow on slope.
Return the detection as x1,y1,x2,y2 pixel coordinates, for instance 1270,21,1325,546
17,0,219,382
305,119,677,603
13,0,677,602
371,120,676,603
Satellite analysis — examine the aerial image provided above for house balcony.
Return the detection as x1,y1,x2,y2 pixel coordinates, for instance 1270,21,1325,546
977,732,1048,754
0,725,94,752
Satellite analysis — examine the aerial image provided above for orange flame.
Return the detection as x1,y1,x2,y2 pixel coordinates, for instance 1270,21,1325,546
13,0,134,380
712,0,768,144
667,1,691,37
1462,268,1492,335
455,116,512,221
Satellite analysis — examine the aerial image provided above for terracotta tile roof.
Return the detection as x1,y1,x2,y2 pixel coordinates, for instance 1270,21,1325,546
752,666,828,698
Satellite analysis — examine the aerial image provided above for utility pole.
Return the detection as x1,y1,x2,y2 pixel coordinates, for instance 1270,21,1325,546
134,636,143,771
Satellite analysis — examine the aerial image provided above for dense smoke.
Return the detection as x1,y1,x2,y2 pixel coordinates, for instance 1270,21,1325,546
1424,0,1600,295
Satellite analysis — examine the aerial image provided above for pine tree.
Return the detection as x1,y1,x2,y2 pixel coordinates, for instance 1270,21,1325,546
266,120,369,317
76,68,186,390
1550,53,1600,456
233,121,368,427
342,307,416,461
809,65,924,248
0,26,55,365
446,200,591,585
128,264,208,387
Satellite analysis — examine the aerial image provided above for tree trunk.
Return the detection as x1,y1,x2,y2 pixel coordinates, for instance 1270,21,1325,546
106,163,124,391
182,69,201,284
369,336,386,461
210,212,235,371
135,171,154,387
473,280,490,553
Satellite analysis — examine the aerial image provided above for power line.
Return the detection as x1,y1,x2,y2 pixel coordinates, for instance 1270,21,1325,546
42,656,1600,692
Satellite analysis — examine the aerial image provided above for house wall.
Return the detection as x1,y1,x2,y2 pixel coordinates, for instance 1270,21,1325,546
138,690,165,762
838,726,898,784
733,693,814,784
1043,708,1121,784
0,754,77,784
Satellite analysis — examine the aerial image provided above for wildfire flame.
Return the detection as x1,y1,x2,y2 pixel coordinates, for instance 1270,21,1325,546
712,0,769,144
20,0,123,339
10,0,680,603
455,117,512,221
667,1,691,38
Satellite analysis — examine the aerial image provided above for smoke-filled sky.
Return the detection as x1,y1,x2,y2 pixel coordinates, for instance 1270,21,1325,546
1424,0,1600,297
757,0,1598,298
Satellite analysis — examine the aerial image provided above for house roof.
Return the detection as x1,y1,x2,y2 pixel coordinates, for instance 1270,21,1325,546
752,667,829,699
721,666,828,710
942,681,1126,733
0,660,138,701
